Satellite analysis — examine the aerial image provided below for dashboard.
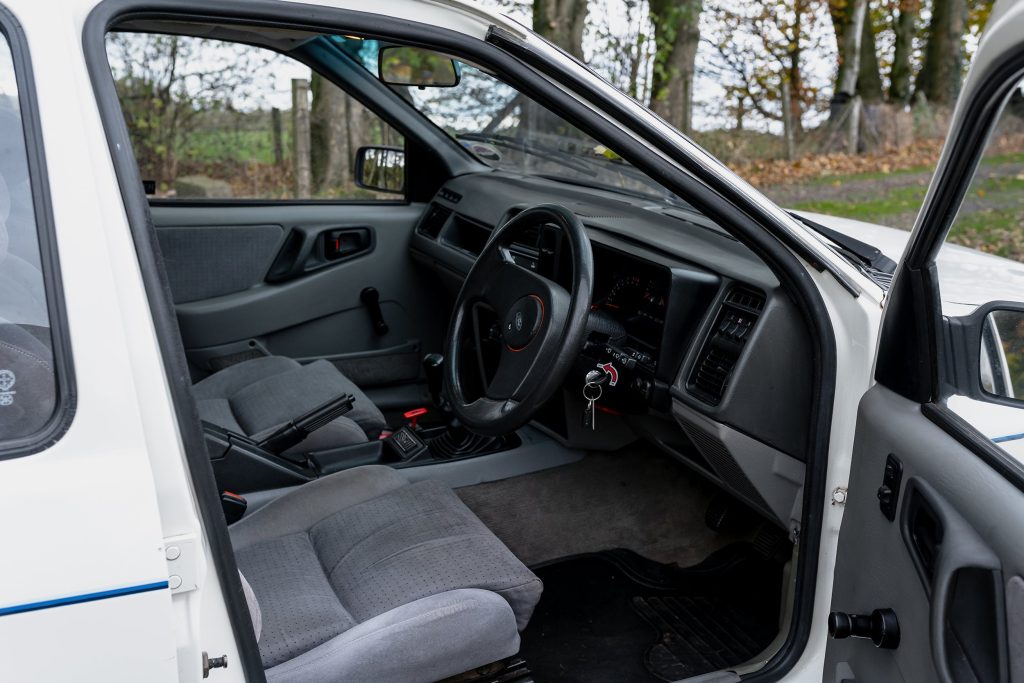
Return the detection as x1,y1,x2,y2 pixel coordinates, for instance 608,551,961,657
409,171,815,532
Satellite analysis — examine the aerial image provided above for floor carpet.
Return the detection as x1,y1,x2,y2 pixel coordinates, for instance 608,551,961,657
519,545,784,682
456,448,746,567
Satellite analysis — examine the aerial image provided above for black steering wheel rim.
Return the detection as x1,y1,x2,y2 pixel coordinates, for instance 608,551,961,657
443,204,593,436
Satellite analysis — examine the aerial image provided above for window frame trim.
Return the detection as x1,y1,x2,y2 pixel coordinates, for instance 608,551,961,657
0,4,76,461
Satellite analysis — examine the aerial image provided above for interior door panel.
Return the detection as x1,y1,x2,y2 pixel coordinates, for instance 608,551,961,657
826,385,1022,682
149,203,450,388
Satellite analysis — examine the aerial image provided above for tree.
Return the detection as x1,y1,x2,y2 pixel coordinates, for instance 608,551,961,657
533,0,589,59
829,0,884,103
107,33,278,191
705,0,831,140
648,0,703,134
915,0,968,105
310,73,350,194
889,0,920,103
589,0,655,102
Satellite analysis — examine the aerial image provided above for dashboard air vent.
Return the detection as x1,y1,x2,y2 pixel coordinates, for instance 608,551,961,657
417,203,451,239
687,285,766,405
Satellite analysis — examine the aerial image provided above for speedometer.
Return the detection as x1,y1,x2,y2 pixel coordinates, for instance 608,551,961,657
604,275,664,320
603,275,644,311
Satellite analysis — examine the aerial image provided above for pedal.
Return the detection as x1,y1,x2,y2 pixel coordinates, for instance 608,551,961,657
752,524,792,563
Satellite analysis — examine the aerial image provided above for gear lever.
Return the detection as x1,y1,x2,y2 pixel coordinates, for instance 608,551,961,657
423,353,446,409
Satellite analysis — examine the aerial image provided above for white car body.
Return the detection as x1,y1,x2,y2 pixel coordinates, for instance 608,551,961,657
0,0,1021,681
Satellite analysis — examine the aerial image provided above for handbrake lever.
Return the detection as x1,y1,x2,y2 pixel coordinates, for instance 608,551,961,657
258,393,355,455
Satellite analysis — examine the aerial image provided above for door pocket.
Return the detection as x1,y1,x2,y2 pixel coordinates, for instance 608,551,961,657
900,478,1008,683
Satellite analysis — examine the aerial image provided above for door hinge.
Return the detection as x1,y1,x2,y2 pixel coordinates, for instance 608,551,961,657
202,652,228,678
164,534,198,594
831,486,849,506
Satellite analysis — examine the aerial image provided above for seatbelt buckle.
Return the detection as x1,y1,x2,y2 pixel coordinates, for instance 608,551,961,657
221,490,248,524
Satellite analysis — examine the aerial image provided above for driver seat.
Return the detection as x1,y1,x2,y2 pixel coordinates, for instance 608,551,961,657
230,465,543,682
192,356,388,452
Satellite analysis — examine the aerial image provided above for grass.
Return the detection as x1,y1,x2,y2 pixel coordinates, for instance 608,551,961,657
181,129,284,166
788,165,1024,259
790,184,929,223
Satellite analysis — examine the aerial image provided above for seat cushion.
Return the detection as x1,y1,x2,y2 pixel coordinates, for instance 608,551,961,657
263,589,519,683
231,466,542,678
193,356,387,449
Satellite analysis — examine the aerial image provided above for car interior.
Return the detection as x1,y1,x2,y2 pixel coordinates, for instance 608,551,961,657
98,17,822,683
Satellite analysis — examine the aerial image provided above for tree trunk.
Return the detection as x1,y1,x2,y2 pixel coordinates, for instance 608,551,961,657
830,0,883,102
346,96,370,181
310,74,350,195
889,0,918,103
532,0,588,60
648,0,702,135
915,0,968,106
857,18,884,103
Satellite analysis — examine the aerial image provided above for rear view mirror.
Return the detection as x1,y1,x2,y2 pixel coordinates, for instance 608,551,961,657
948,301,1024,407
355,146,405,194
980,308,1024,400
378,46,460,87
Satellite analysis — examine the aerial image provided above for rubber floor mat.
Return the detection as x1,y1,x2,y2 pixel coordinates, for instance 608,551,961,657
519,544,784,682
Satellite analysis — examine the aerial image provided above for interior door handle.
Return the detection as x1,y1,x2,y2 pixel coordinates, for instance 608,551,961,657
901,478,1005,683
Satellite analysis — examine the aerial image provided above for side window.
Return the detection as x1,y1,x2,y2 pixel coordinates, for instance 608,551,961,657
0,32,61,445
105,33,404,200
939,78,1024,460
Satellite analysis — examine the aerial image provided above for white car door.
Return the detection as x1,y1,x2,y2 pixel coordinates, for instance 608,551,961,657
825,3,1024,682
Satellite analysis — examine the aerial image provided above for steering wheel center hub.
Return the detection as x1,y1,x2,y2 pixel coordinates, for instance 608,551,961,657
503,294,544,351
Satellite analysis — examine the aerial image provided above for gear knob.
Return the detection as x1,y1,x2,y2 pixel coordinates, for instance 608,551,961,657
423,354,445,407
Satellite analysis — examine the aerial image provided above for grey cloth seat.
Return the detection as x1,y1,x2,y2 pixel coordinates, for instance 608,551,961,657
193,356,387,451
231,465,543,683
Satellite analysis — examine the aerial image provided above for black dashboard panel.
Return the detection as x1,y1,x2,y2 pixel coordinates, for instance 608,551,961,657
408,170,813,461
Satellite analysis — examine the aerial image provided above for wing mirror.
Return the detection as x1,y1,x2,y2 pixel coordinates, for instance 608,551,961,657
354,146,405,194
378,46,460,88
949,301,1024,405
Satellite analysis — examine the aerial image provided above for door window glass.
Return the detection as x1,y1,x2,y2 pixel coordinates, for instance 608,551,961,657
106,33,404,200
0,33,60,445
939,77,1024,460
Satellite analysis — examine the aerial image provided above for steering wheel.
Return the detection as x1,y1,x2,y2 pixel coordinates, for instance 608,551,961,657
444,204,594,436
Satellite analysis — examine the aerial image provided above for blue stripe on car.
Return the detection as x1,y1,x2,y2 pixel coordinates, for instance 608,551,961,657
0,580,169,617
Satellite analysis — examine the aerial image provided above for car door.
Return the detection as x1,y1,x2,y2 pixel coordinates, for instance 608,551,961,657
825,4,1024,682
107,32,453,405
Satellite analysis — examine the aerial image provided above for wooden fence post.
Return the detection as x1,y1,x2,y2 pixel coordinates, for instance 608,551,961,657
291,79,312,197
271,107,284,166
